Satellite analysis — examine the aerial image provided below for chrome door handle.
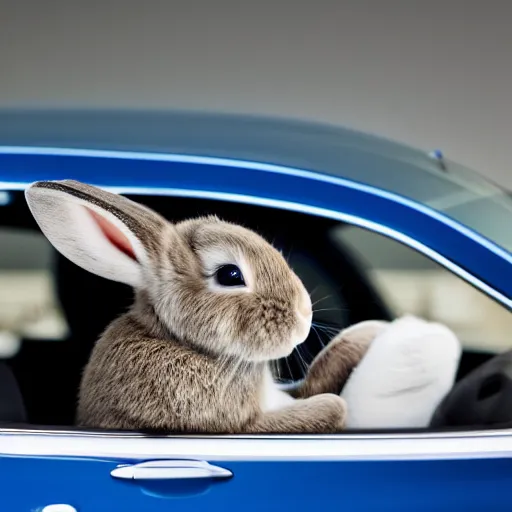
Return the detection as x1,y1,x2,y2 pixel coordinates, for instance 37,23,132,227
42,506,77,512
111,460,233,481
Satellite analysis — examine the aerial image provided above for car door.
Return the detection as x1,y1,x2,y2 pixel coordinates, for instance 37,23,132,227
1,431,512,512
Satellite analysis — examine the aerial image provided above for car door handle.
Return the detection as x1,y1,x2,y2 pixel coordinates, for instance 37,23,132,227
110,459,233,481
42,506,77,512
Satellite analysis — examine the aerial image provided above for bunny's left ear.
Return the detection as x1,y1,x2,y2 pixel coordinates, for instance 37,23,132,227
25,180,167,288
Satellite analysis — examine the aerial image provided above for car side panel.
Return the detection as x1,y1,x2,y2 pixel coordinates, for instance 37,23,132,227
1,455,511,512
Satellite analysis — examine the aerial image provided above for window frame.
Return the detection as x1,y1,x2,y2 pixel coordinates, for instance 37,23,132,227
1,146,510,306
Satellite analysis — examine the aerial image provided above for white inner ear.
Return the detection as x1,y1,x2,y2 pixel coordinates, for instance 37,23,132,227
28,188,146,287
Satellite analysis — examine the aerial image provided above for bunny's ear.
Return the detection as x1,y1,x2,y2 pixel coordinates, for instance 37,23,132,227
25,180,166,288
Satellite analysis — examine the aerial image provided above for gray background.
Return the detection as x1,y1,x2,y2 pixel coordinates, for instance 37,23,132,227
1,0,511,189
0,2,510,351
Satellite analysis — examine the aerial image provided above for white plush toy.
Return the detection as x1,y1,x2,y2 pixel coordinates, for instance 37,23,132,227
338,315,462,429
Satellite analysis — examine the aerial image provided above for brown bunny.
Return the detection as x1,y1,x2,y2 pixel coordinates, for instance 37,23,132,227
25,180,356,434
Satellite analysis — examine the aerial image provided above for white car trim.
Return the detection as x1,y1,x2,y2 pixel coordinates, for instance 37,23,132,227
0,428,511,461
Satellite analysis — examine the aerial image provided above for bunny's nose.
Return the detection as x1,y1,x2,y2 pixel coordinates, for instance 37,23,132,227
299,299,312,319
297,293,313,320
293,292,313,346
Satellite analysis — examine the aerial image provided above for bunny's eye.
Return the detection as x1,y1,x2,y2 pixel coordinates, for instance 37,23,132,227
215,264,246,287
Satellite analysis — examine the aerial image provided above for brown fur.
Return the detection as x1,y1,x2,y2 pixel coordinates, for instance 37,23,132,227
78,293,347,433
27,180,350,434
78,299,263,432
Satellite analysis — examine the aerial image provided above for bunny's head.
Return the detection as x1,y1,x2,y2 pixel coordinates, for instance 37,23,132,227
26,180,312,362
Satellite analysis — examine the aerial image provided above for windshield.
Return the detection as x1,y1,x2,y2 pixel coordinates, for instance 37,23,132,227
1,109,511,253
411,159,512,254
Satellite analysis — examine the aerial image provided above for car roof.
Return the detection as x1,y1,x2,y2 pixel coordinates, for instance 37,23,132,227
0,108,499,203
0,108,425,168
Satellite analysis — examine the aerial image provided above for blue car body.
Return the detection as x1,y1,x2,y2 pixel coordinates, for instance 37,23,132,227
0,110,511,511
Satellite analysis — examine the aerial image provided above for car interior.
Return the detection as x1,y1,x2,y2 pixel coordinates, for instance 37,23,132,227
0,189,508,433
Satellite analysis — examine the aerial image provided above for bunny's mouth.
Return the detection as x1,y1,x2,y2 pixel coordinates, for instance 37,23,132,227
262,316,312,362
245,329,309,362
238,306,313,363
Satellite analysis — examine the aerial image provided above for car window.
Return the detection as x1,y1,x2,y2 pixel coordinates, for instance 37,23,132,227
2,186,510,432
288,251,349,328
0,227,68,354
331,224,512,354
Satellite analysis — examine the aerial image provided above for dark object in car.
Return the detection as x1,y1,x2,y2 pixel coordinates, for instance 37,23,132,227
0,362,26,424
431,349,512,428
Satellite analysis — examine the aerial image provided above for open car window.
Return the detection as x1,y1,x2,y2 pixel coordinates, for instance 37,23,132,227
332,225,512,356
0,227,68,348
0,187,511,433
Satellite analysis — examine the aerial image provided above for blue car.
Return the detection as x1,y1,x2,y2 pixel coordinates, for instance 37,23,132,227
0,110,511,512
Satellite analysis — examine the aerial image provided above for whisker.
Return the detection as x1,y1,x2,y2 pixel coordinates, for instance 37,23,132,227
311,295,333,307
274,358,282,382
312,321,341,333
313,307,348,314
313,328,340,341
313,320,343,329
283,356,294,382
308,286,320,299
311,324,327,349
313,324,340,334
294,346,310,378
283,245,294,265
